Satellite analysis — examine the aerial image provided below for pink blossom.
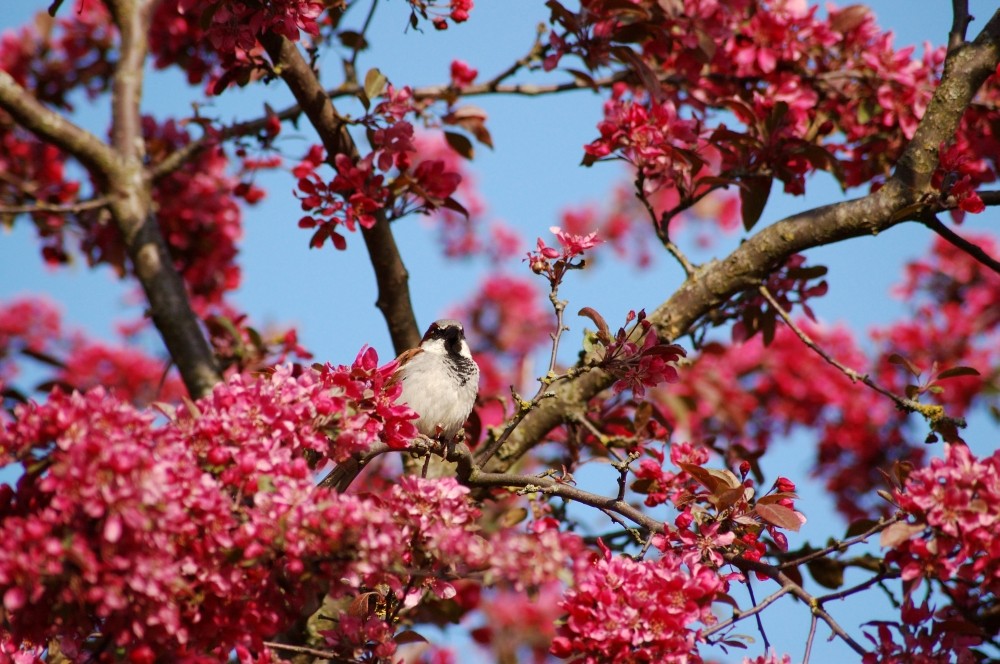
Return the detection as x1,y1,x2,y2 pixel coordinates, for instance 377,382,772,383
450,59,478,88
551,542,722,662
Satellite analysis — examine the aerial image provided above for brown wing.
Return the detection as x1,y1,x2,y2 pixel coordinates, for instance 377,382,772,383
386,347,421,388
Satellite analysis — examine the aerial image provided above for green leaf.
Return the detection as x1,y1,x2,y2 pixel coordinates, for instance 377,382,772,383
631,478,655,494
565,68,598,90
678,463,742,494
739,176,772,231
786,265,828,280
441,197,470,218
338,30,368,51
879,521,924,548
498,507,528,528
857,101,872,124
756,492,798,505
760,310,777,347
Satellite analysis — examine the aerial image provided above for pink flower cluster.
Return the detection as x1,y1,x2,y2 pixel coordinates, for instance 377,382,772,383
0,348,429,658
449,59,478,88
297,151,388,249
635,442,804,574
407,0,474,30
584,91,703,194
0,297,186,406
294,107,469,252
550,541,722,662
527,226,602,286
547,0,999,222
889,443,1000,595
583,309,686,399
487,517,585,592
152,0,323,93
932,141,989,220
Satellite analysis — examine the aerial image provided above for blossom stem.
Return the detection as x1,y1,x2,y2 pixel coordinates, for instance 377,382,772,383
758,284,966,432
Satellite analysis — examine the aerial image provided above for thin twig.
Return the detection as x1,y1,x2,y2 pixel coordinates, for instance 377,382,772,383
803,614,818,664
746,579,771,653
348,0,379,71
728,555,869,656
570,412,626,463
758,285,963,428
635,172,696,277
778,515,901,570
704,586,791,639
0,197,110,216
480,28,546,91
457,444,664,534
547,290,569,376
263,641,340,659
920,213,1000,275
817,569,899,605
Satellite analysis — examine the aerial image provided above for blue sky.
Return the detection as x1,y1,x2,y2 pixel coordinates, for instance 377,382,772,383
1,1,998,661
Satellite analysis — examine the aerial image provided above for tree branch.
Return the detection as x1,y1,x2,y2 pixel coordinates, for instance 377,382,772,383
920,213,1000,275
950,0,972,52
107,0,221,398
260,32,420,353
0,197,110,215
895,8,1000,191
482,9,1000,474
0,71,117,180
758,285,966,433
0,11,221,399
728,555,869,656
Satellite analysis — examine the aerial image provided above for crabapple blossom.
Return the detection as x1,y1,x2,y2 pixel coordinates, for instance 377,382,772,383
550,541,723,663
1,0,999,661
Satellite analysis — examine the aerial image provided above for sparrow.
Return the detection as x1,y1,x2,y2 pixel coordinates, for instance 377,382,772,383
322,319,479,491
393,319,480,440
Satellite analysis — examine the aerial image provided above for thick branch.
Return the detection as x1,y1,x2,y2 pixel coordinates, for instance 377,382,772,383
484,189,910,471
107,0,221,398
484,10,1000,473
894,8,1000,190
0,22,220,398
260,33,419,353
0,71,116,180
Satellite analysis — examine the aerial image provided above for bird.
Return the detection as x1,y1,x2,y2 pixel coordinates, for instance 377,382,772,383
321,319,479,491
393,318,480,440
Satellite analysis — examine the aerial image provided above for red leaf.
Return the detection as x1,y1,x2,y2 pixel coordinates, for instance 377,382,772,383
888,353,921,378
754,503,803,532
739,176,772,232
879,521,925,548
444,131,474,160
578,306,611,340
936,366,981,380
